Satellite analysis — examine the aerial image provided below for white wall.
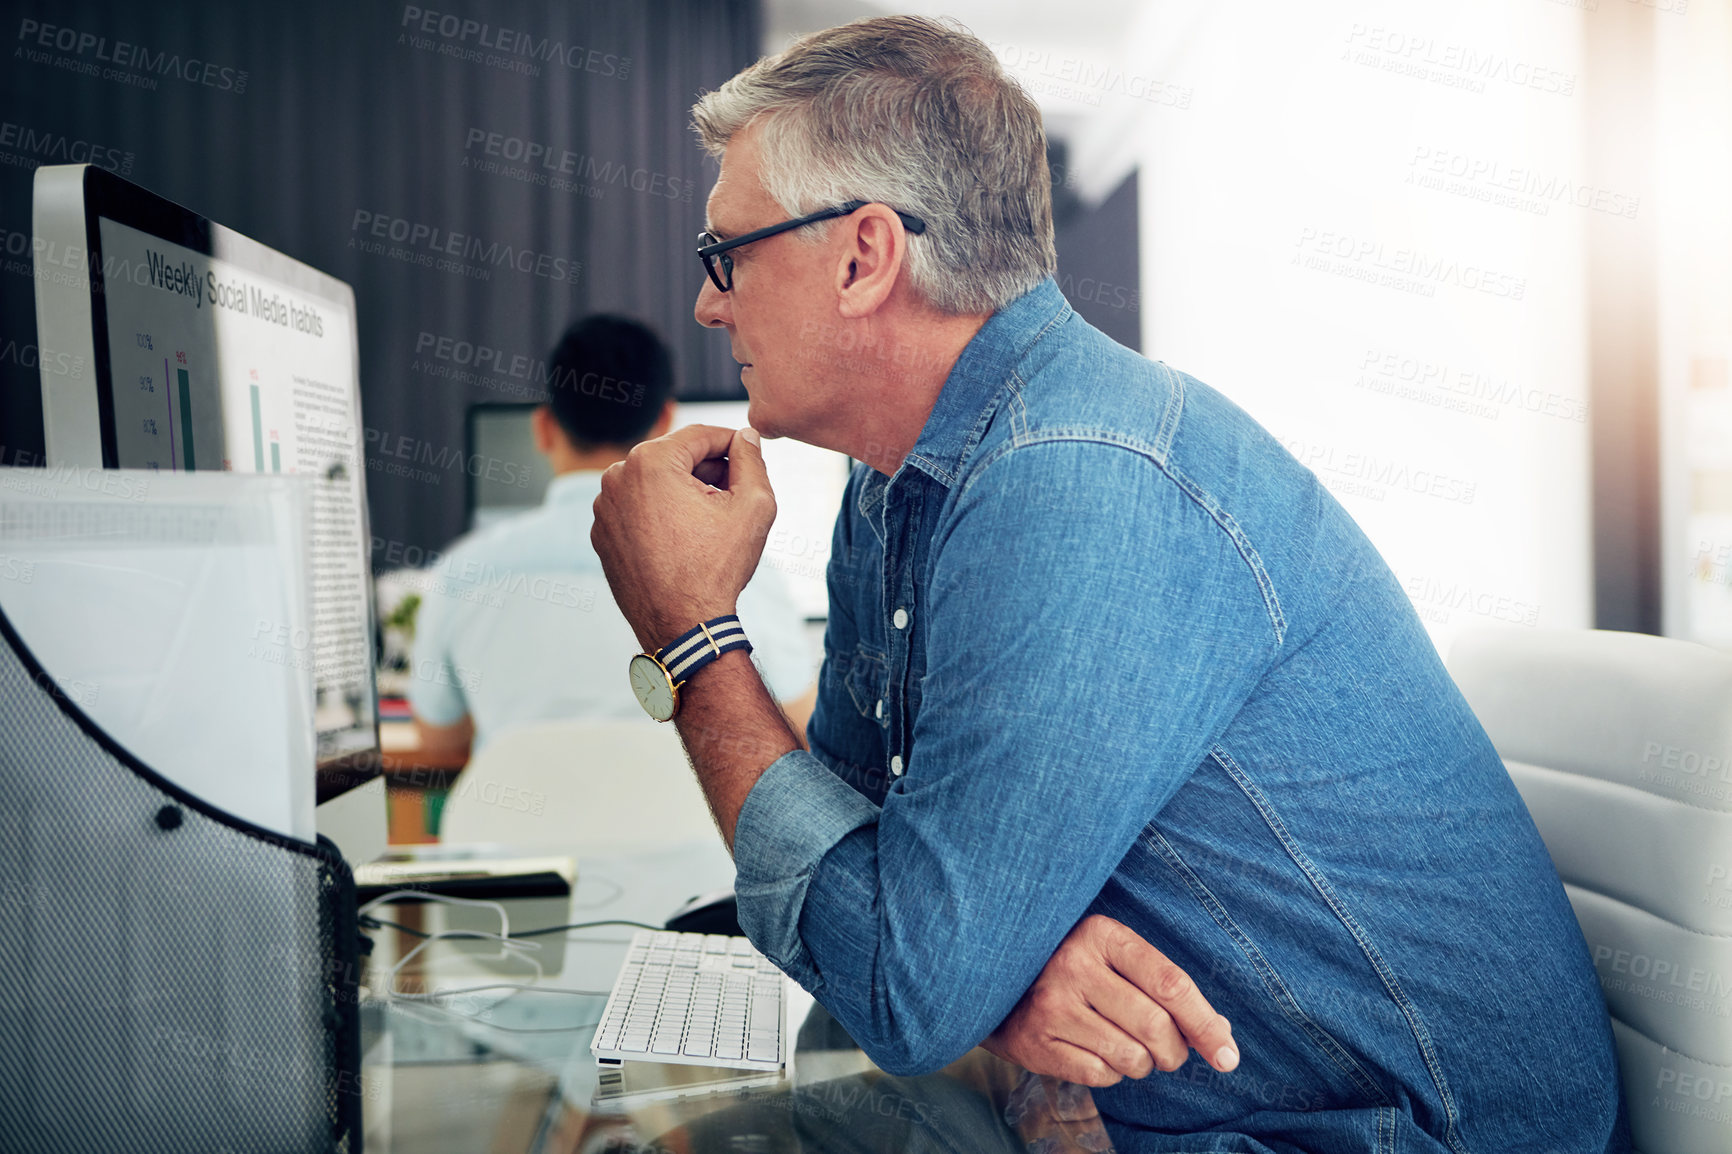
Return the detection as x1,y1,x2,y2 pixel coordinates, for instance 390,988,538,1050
1655,0,1732,647
1127,0,1595,656
761,0,1720,657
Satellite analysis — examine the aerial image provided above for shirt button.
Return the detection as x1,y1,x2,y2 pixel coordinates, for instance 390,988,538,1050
875,699,885,719
892,607,909,630
890,755,904,776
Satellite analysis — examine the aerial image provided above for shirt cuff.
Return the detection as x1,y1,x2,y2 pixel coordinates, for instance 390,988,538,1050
732,748,880,989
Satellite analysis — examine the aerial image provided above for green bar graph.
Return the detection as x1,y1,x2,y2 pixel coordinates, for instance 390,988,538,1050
176,368,194,470
270,442,281,472
250,384,264,471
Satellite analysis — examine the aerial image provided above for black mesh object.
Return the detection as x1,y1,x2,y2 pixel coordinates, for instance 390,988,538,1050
0,605,362,1153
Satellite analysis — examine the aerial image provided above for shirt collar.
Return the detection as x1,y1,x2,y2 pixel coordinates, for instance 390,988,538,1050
545,470,605,506
898,277,1071,489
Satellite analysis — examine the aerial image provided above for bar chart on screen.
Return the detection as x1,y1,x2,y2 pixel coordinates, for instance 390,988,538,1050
109,321,221,472
164,350,195,469
247,373,285,473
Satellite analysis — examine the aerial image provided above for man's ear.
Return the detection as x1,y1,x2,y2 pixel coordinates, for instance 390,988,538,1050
648,399,676,440
834,204,907,319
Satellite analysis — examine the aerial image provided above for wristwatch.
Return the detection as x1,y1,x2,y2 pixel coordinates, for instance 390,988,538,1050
628,614,753,722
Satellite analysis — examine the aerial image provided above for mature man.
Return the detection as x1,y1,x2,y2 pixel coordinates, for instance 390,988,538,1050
592,16,1627,1152
410,315,812,763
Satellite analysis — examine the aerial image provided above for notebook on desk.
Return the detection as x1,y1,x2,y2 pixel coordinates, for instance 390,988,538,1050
353,849,575,903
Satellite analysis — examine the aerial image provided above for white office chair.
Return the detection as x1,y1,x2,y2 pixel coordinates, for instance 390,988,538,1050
438,719,720,854
1448,629,1732,1154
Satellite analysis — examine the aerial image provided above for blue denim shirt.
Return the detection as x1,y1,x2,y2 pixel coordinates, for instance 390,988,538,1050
733,278,1628,1153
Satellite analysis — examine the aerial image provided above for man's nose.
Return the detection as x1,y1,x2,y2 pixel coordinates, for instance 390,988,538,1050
695,276,731,329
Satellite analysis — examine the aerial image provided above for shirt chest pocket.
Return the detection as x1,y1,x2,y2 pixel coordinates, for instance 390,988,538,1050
843,645,890,730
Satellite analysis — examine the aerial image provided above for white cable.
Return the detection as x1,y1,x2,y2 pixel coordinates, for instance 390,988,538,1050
358,889,515,939
393,997,602,1035
383,928,543,1002
567,873,625,909
361,890,609,1007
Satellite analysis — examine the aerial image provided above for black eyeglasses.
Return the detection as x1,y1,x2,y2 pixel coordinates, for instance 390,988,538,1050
697,200,927,292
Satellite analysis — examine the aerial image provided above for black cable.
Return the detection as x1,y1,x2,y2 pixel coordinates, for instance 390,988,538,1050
358,914,430,938
358,914,661,939
515,918,663,937
456,1017,603,1034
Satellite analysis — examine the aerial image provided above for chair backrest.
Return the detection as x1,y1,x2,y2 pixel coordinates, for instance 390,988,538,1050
438,719,719,854
1448,628,1732,1154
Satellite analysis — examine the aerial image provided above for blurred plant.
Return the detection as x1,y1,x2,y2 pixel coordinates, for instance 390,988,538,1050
385,592,421,641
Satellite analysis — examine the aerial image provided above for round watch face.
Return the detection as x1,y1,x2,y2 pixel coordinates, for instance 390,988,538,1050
629,653,677,722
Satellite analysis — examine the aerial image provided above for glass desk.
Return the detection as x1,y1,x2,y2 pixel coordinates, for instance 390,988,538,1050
356,841,1113,1153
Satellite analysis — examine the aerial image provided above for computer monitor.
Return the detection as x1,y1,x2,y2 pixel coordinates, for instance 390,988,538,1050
467,402,555,532
463,398,850,620
32,163,379,778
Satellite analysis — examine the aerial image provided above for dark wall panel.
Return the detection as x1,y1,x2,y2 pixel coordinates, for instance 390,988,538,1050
1052,155,1141,353
0,0,760,561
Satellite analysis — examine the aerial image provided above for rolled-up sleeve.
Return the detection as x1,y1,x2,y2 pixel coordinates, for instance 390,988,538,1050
733,749,879,985
730,440,1281,1076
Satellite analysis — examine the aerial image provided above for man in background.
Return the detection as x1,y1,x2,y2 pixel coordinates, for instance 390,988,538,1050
410,315,814,763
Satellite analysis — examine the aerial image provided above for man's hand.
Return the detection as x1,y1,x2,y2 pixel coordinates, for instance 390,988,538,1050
591,425,775,651
982,914,1240,1088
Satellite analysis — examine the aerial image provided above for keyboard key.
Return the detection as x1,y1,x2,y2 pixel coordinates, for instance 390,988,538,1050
594,933,788,1069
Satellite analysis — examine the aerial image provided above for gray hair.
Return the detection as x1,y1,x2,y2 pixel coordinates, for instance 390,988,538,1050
691,15,1056,316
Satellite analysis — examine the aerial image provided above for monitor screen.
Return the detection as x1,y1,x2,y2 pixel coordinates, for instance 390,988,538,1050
467,402,554,532
33,164,378,770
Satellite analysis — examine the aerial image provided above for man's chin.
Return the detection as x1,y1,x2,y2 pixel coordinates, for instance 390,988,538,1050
746,417,782,441
742,396,774,439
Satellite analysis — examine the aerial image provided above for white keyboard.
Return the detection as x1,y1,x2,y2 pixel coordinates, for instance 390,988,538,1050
590,930,787,1071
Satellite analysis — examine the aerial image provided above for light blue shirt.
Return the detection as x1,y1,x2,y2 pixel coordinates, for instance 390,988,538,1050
731,279,1626,1152
409,470,814,751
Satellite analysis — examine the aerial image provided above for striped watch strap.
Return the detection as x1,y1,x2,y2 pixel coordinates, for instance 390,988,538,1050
658,614,753,682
